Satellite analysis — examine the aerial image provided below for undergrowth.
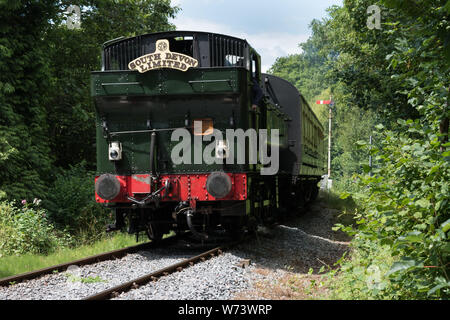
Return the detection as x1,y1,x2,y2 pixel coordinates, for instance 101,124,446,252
0,232,143,278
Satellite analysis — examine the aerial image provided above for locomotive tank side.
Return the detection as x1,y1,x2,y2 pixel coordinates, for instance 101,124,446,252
92,68,249,177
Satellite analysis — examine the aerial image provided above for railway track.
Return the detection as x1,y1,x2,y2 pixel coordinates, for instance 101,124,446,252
84,234,251,300
0,234,179,287
84,245,227,300
0,232,249,300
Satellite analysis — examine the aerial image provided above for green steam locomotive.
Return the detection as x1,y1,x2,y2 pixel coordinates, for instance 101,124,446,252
91,31,326,242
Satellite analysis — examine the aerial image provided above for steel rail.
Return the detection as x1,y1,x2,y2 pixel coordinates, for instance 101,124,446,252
83,240,242,300
0,235,178,287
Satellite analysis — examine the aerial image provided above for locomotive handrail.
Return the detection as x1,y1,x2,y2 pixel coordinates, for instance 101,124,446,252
188,79,232,86
188,79,230,83
101,82,142,86
109,127,189,136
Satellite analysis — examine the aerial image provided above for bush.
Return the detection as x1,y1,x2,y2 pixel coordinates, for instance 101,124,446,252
44,162,112,244
334,121,450,300
326,238,398,300
0,200,71,256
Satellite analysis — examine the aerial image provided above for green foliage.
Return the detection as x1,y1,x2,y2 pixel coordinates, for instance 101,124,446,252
268,19,330,105
0,0,179,199
325,239,398,299
271,0,449,299
326,0,449,299
331,104,379,186
269,14,381,188
0,0,179,251
0,0,58,200
44,162,112,243
0,200,71,256
0,232,142,278
45,0,179,168
321,190,357,213
345,119,450,299
65,273,107,283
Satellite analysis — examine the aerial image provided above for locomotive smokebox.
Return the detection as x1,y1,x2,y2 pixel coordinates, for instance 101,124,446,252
206,172,232,199
95,174,121,200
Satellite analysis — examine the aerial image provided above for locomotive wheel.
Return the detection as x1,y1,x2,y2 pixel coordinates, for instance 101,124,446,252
303,184,313,204
146,222,163,242
293,183,309,215
246,216,258,234
311,183,319,201
223,216,245,240
263,180,277,224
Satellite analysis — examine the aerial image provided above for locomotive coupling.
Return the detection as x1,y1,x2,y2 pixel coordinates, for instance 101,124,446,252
126,179,170,206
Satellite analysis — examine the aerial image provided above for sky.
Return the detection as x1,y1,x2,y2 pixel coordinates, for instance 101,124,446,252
170,0,343,72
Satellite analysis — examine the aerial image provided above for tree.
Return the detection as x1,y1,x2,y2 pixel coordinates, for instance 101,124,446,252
327,0,449,299
0,0,58,199
268,19,330,105
46,0,179,168
0,0,180,200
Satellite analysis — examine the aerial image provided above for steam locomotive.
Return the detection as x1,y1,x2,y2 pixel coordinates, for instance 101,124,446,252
91,31,326,242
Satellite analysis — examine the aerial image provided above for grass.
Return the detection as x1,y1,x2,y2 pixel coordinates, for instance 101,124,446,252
319,189,357,211
0,232,145,279
319,189,357,229
65,274,107,284
324,243,396,300
317,189,399,300
234,268,330,300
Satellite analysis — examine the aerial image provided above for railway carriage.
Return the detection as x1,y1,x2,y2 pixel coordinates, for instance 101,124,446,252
91,31,326,242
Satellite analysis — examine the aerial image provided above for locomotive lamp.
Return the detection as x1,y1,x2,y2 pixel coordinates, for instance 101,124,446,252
95,174,121,201
206,172,232,199
215,140,229,159
109,141,122,161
